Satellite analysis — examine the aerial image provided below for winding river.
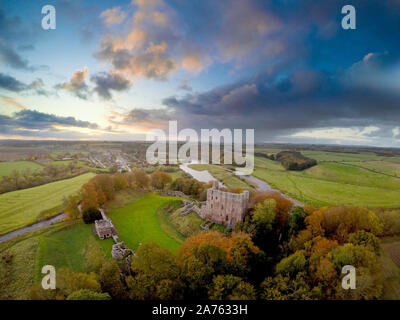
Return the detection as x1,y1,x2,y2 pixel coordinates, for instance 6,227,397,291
180,162,304,207
0,164,303,244
0,212,66,243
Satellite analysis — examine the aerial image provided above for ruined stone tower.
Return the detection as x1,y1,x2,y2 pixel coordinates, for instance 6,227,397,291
200,181,249,228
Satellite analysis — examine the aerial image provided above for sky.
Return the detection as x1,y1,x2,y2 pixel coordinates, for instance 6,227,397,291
0,0,400,146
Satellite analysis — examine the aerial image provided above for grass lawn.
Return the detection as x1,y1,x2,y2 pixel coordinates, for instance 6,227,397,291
0,161,43,177
34,222,110,280
0,173,95,235
107,193,185,253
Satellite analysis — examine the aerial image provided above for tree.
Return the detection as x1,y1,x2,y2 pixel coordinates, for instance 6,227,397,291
260,273,318,300
66,289,111,300
151,171,172,190
349,230,380,254
82,208,102,224
275,251,307,277
132,169,150,189
91,174,115,201
113,174,128,191
180,243,229,299
289,206,307,234
127,242,183,300
65,194,81,220
81,182,98,212
208,275,256,300
99,259,126,300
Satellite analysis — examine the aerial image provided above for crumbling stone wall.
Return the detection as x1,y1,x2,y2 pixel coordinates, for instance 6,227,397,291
154,189,188,197
199,181,249,228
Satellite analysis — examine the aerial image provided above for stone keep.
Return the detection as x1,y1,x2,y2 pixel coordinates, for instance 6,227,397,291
200,181,249,228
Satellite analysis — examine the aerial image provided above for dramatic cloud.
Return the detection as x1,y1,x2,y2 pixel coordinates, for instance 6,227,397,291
100,7,127,25
56,67,90,99
96,0,180,80
0,109,103,139
160,50,400,145
0,9,38,71
91,71,131,100
0,73,48,95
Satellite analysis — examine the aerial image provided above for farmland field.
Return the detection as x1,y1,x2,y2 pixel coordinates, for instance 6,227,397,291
0,161,43,177
252,152,400,208
107,193,185,253
0,173,95,235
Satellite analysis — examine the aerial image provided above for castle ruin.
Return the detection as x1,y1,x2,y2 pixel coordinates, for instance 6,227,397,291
199,181,249,228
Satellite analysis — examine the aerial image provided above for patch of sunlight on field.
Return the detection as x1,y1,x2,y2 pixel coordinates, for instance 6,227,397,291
0,173,95,235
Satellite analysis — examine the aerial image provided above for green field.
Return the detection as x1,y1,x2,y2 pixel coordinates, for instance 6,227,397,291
0,161,43,177
0,220,109,299
252,153,400,208
107,193,185,253
0,173,95,235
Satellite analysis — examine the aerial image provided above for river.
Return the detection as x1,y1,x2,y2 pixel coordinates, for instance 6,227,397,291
0,212,66,243
180,162,304,207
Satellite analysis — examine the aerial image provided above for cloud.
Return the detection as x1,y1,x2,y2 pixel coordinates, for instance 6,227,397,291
0,39,33,71
177,80,192,92
0,73,48,95
100,7,127,25
91,71,131,100
0,73,26,92
0,10,38,71
95,0,185,80
56,67,90,99
0,109,103,139
0,96,26,110
106,107,173,133
159,50,400,145
290,126,381,142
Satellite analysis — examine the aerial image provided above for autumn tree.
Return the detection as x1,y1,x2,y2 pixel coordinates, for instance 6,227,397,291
127,242,184,300
208,275,256,300
81,182,98,212
65,194,81,220
151,171,172,190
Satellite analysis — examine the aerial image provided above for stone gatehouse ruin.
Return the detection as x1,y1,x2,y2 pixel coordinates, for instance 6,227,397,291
95,209,133,260
95,219,117,240
199,181,249,228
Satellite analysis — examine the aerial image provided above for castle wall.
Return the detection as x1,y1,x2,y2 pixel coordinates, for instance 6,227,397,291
200,184,249,228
